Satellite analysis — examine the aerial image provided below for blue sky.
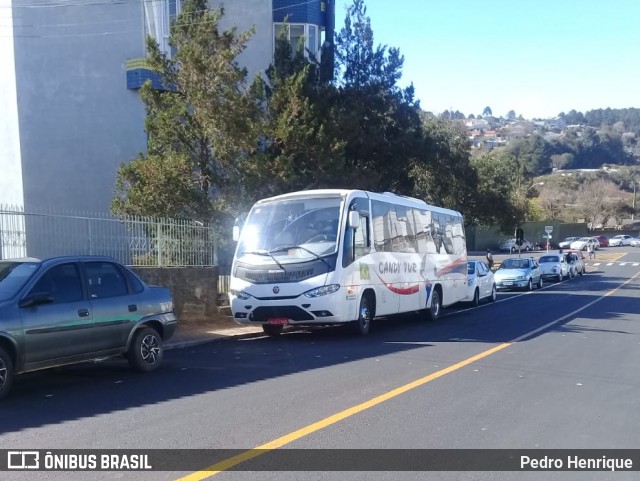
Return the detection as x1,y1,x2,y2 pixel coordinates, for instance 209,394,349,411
335,0,640,119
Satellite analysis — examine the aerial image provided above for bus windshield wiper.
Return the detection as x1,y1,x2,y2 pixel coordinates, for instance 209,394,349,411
269,245,331,269
242,250,287,272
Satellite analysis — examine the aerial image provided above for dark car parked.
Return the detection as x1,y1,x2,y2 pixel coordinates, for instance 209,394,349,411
0,256,177,399
594,235,609,248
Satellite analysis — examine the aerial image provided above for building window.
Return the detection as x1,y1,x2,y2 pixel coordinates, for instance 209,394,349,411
144,0,182,57
274,23,321,60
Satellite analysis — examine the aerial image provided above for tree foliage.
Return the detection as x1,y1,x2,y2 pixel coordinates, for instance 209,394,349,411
113,0,522,235
112,0,260,222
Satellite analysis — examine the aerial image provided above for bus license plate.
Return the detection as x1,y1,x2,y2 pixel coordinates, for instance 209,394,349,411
268,318,289,325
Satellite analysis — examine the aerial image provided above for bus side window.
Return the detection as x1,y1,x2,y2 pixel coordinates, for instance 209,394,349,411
354,215,369,259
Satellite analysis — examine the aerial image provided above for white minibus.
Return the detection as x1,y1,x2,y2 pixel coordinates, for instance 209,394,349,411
229,190,467,335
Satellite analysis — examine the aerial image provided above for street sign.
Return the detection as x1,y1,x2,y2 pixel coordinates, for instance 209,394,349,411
545,225,553,234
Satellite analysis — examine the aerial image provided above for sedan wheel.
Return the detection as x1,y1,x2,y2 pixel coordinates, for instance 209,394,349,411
128,327,163,372
471,288,480,307
489,285,497,302
0,348,14,400
527,279,533,291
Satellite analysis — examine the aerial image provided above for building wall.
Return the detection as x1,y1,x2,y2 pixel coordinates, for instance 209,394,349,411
12,0,147,213
133,266,220,323
214,0,273,82
0,0,24,207
9,0,274,216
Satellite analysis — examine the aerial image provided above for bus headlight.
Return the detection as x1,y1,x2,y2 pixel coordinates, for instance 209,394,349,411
230,289,252,300
303,284,340,298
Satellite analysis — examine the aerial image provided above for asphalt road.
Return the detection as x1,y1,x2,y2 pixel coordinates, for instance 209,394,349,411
2,249,640,481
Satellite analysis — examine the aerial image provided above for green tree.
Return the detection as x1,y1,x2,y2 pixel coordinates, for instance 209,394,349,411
112,0,261,221
507,134,553,176
482,106,492,117
329,0,423,192
244,31,347,199
335,0,404,91
470,150,527,232
410,117,476,215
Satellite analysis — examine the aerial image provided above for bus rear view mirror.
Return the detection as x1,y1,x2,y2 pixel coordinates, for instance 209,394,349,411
348,211,360,229
232,214,246,242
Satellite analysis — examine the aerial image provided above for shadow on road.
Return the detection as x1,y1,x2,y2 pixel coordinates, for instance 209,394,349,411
1,267,639,434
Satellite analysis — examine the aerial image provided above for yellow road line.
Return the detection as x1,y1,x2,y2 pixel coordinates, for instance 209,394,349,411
176,271,640,481
175,343,512,480
589,252,626,262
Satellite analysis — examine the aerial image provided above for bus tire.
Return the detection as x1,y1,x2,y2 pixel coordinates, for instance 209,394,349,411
262,324,284,337
353,295,373,336
426,289,441,322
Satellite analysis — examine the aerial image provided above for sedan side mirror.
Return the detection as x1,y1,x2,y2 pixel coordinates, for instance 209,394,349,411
19,292,54,308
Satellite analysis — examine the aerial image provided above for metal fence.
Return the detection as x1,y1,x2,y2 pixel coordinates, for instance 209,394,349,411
0,204,218,267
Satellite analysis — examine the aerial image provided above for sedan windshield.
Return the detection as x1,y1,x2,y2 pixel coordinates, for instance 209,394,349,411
0,261,40,301
236,196,343,264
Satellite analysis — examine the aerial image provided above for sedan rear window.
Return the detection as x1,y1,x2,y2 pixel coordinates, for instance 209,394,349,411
501,259,530,269
539,256,560,263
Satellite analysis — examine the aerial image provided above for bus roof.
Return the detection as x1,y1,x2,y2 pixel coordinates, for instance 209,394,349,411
253,189,463,217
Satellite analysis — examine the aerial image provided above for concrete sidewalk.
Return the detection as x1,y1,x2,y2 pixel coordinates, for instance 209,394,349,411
165,317,263,350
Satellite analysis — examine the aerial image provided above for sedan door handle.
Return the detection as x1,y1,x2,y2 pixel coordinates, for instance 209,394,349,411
128,304,137,312
78,308,90,318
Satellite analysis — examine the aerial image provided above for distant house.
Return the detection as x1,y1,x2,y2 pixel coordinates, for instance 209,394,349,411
504,121,535,139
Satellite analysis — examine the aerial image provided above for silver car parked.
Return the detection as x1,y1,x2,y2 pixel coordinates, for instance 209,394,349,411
0,256,177,399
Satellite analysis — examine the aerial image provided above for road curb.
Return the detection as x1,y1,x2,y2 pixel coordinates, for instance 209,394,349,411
165,330,264,350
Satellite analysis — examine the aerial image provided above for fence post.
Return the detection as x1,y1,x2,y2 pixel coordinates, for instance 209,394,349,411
88,219,93,255
157,220,162,267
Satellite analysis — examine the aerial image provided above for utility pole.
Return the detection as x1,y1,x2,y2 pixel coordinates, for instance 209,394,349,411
633,181,637,221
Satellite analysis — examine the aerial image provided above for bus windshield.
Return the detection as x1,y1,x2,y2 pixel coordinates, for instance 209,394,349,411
236,196,343,264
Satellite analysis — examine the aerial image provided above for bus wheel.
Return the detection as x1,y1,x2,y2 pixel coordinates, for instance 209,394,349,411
353,295,372,335
426,290,441,321
262,324,284,337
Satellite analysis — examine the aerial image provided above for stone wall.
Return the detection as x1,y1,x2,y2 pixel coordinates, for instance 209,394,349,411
133,267,218,323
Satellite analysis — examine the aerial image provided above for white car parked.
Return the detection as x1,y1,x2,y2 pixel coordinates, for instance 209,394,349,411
558,237,580,249
569,237,600,251
609,234,633,247
630,237,640,247
464,260,497,306
538,253,571,281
